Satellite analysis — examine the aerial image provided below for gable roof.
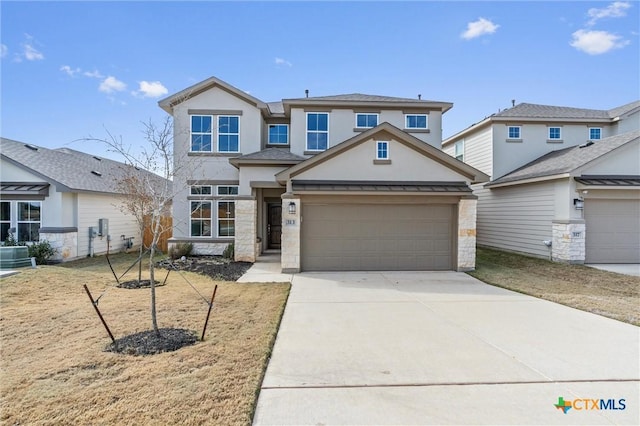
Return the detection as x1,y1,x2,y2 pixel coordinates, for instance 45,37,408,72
158,76,267,114
0,137,170,195
443,100,640,147
275,122,489,184
486,130,640,187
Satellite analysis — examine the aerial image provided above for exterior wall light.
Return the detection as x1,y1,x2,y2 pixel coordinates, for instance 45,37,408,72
288,201,297,215
573,198,584,210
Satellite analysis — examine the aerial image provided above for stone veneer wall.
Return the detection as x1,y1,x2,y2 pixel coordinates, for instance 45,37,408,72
457,198,477,271
280,196,301,273
234,199,257,262
551,220,586,264
40,229,78,262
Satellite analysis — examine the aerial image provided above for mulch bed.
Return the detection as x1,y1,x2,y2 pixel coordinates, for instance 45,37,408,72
106,328,197,356
157,256,253,282
117,279,162,289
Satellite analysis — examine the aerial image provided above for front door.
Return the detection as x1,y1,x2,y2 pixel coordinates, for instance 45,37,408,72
268,204,282,249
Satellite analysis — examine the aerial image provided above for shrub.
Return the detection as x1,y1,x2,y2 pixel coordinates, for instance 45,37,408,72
3,232,19,247
222,243,234,260
169,242,193,260
28,240,57,265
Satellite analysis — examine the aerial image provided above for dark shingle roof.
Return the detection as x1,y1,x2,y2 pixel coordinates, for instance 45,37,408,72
488,130,640,186
285,93,433,103
267,102,285,114
233,148,306,161
0,137,170,194
493,100,640,120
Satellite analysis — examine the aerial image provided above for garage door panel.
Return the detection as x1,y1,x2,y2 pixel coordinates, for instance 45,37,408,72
585,199,640,263
302,203,454,271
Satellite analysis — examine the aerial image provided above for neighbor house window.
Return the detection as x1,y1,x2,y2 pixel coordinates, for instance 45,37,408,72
217,201,235,237
589,128,602,140
507,126,521,139
376,141,389,159
268,124,289,145
1,201,10,242
190,185,212,195
548,127,562,140
217,186,239,196
218,116,240,152
190,115,213,152
17,201,40,242
405,114,428,129
356,113,378,128
454,140,464,161
190,201,212,237
306,113,329,151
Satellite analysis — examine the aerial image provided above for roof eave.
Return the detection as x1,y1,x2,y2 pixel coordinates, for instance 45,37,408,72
229,158,303,169
485,173,571,188
281,99,453,115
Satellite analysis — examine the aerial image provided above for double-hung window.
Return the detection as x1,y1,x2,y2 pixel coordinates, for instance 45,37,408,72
454,140,464,161
17,201,41,242
191,115,213,152
356,113,378,128
376,141,389,160
268,124,289,145
306,113,329,151
218,116,240,152
589,128,602,140
217,201,235,237
548,127,562,141
1,201,10,242
405,114,428,129
507,126,521,139
190,201,212,237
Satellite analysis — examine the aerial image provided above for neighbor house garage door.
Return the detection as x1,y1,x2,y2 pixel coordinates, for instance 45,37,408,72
585,199,640,263
301,203,454,271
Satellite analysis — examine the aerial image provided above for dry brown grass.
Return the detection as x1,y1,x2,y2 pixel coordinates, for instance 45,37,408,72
0,254,289,425
470,247,640,326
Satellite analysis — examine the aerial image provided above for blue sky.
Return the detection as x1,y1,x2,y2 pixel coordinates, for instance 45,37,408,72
1,1,638,160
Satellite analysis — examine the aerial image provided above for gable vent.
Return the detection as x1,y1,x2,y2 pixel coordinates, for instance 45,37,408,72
91,170,102,177
24,144,38,151
93,156,102,161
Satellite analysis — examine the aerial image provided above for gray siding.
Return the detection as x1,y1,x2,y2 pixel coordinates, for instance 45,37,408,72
464,127,493,178
475,181,555,258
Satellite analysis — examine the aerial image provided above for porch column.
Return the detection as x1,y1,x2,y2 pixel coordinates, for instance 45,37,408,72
281,194,301,273
457,197,477,271
234,199,257,262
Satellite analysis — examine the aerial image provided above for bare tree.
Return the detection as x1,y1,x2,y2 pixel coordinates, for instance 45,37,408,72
84,117,176,334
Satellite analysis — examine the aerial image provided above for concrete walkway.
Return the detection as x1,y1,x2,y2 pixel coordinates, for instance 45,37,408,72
253,271,639,425
237,253,293,283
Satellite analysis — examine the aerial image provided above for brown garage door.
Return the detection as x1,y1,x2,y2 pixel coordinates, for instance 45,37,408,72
585,199,640,263
301,203,454,271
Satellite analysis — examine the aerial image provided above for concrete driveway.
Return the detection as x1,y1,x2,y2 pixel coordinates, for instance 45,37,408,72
253,272,639,425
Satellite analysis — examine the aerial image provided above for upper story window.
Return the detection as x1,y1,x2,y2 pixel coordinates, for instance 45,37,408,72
376,141,389,160
356,113,378,128
217,185,239,196
268,124,289,145
589,128,602,140
405,114,428,129
190,185,212,195
507,126,521,139
218,116,240,152
307,113,329,151
548,127,562,141
454,140,464,161
191,115,213,152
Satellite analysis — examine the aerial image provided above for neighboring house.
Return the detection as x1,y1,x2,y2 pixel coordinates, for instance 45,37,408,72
0,138,169,261
159,76,489,272
442,102,640,264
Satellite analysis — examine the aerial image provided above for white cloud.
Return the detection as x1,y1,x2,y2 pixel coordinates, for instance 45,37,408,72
99,76,127,93
461,17,499,40
60,65,81,77
587,1,631,26
84,70,104,79
570,29,629,54
275,57,292,67
134,80,168,98
1,44,7,58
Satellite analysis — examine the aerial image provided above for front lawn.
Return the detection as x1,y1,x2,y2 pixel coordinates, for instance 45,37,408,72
470,247,639,326
0,254,290,425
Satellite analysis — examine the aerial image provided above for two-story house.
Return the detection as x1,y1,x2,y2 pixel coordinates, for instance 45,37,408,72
442,102,640,264
159,76,488,272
